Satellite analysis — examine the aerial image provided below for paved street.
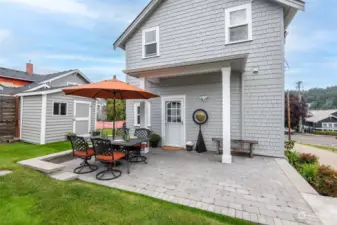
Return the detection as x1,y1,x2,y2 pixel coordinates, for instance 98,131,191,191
294,144,337,170
287,134,337,148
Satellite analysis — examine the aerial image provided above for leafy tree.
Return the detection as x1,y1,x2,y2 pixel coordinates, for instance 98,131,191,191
303,86,337,109
285,93,308,129
105,99,126,121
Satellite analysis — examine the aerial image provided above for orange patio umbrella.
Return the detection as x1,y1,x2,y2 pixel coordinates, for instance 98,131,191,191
63,75,159,139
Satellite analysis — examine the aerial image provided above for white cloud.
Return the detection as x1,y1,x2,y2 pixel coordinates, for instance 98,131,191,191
286,27,337,52
0,0,98,18
0,29,10,43
25,52,124,64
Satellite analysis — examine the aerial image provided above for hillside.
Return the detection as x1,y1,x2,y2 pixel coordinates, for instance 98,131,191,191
303,86,337,109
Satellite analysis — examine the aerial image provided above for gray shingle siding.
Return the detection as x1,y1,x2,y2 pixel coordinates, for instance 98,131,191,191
48,73,88,87
126,72,241,151
124,0,285,156
21,96,42,144
45,92,96,143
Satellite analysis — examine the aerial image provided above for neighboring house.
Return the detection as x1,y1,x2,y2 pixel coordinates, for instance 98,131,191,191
306,110,337,131
114,0,305,162
0,62,38,87
0,63,97,144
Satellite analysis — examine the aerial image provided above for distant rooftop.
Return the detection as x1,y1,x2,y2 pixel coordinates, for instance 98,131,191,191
306,110,337,123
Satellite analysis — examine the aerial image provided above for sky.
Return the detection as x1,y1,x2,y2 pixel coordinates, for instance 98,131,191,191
0,0,335,90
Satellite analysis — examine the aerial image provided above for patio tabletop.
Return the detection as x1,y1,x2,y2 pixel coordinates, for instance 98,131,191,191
110,138,148,147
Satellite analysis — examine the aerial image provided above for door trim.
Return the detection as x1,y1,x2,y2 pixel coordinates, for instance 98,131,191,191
73,100,92,134
161,95,186,147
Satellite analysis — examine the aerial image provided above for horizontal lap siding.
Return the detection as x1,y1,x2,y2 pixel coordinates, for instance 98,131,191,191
125,0,284,156
45,92,96,143
126,73,241,151
21,96,42,144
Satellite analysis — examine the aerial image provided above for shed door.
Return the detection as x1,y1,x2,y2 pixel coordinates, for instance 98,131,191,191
73,101,91,135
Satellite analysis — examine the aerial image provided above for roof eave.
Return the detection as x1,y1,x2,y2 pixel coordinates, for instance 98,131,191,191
274,0,305,11
113,0,164,50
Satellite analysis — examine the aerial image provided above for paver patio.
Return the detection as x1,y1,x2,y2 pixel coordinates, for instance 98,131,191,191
61,148,321,225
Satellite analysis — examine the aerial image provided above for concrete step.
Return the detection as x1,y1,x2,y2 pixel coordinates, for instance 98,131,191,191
49,171,78,181
18,159,65,174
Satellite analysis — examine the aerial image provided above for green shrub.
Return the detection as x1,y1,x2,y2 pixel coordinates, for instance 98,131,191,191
149,133,161,142
299,163,318,183
298,153,319,164
284,140,295,151
285,150,300,168
313,130,337,136
314,165,337,197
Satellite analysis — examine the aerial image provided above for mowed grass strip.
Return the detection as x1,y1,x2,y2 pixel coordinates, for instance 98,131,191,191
0,142,252,225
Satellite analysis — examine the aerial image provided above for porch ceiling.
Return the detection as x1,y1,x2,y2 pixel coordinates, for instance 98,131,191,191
123,54,248,79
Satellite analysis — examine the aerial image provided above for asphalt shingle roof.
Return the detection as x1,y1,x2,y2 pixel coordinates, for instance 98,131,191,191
0,68,76,95
0,67,44,82
306,110,337,123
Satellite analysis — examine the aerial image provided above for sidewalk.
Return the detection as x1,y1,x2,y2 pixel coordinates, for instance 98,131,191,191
294,144,337,170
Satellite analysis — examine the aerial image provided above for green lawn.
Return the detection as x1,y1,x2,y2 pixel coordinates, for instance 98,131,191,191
300,143,337,153
0,142,250,225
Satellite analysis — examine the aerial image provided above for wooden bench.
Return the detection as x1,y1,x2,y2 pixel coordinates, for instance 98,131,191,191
212,138,258,158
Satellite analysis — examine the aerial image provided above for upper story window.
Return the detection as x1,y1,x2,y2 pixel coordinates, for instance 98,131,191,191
142,27,159,58
225,3,252,44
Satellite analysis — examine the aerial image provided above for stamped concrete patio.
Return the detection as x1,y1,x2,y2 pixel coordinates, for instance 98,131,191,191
61,148,321,225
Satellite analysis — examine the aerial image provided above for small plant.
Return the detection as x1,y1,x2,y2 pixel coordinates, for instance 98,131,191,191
284,140,295,151
67,132,75,136
314,165,337,197
285,150,300,168
299,163,318,183
149,133,161,148
149,133,161,142
298,153,319,164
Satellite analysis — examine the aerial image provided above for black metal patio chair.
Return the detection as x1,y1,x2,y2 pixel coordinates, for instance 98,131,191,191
128,128,151,163
91,138,126,180
68,135,98,174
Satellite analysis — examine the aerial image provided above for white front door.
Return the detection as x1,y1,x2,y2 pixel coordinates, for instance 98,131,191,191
162,96,185,147
73,100,91,135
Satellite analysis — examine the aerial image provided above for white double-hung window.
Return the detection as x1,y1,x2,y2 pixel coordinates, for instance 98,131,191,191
142,27,159,58
225,3,252,44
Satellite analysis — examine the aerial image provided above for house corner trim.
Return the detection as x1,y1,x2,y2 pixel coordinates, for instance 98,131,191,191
40,94,47,144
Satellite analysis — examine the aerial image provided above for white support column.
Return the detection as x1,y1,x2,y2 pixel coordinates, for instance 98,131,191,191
222,67,232,164
139,77,150,128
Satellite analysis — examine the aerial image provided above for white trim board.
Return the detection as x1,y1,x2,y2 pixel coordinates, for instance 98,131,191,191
40,94,47,144
161,95,186,148
20,96,23,139
16,88,63,97
24,83,51,92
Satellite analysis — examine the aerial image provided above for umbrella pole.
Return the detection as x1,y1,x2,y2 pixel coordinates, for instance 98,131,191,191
113,97,116,140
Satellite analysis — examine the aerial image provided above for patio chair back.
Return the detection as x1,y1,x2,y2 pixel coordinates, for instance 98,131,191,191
91,138,121,161
134,128,151,139
68,135,90,156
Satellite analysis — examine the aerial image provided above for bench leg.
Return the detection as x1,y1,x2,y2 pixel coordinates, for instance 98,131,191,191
216,141,221,155
249,144,254,158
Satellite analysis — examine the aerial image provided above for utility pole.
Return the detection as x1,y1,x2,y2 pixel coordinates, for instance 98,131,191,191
287,91,292,141
296,81,303,133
